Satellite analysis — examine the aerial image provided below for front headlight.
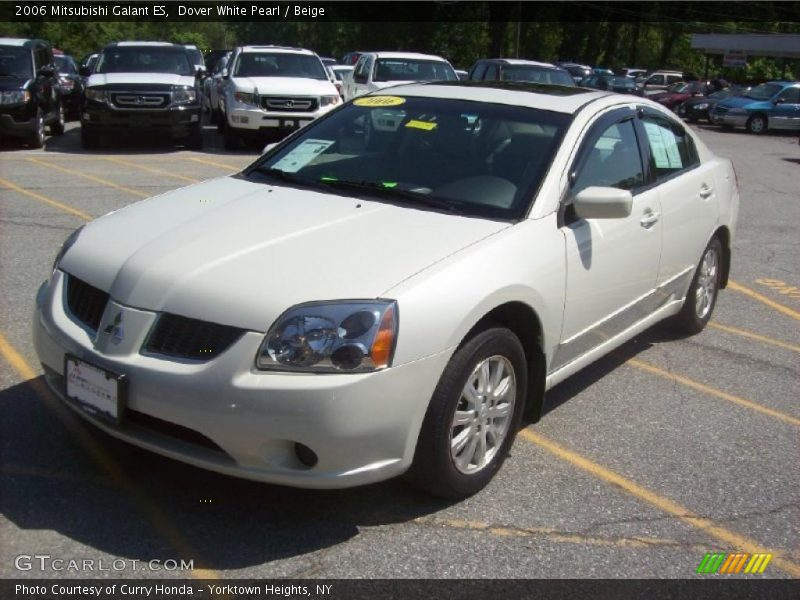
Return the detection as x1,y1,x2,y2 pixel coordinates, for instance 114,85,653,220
0,90,30,105
320,95,340,107
85,88,108,103
172,86,197,104
234,91,257,106
52,225,84,273
693,103,709,110
256,301,398,373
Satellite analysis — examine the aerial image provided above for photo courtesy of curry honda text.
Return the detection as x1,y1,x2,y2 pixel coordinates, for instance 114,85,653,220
34,81,739,498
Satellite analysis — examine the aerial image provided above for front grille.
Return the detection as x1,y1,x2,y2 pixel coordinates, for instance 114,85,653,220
144,313,245,361
65,275,109,332
110,92,170,109
260,96,318,112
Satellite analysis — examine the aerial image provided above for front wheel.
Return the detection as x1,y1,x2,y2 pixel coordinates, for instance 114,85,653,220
28,108,45,148
406,327,527,498
672,237,723,334
747,114,767,135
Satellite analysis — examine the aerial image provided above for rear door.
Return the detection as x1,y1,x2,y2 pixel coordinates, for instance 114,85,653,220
636,108,719,294
771,86,800,130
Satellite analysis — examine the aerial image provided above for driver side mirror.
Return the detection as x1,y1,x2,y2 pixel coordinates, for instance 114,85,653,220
79,65,92,77
38,65,55,78
195,66,206,79
773,97,785,104
573,186,633,219
221,68,229,79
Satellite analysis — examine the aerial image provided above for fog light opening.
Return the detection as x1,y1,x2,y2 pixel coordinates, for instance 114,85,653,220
294,442,318,468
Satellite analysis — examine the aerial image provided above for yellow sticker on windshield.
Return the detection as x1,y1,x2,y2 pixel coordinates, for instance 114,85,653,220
405,120,437,131
353,95,406,107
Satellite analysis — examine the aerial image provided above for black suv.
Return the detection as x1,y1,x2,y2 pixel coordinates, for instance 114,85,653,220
0,38,65,147
80,42,204,149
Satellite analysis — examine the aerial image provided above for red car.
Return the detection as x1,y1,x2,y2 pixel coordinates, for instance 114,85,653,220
650,81,707,111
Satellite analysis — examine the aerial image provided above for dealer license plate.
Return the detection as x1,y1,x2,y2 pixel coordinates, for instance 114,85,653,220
64,355,125,424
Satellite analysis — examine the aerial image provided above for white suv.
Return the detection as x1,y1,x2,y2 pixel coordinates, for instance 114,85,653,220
220,45,340,148
342,51,458,102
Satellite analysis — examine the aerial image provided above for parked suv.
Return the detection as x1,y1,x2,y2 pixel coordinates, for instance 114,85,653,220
710,81,800,134
80,41,203,149
641,71,684,95
469,59,575,87
0,37,64,147
342,51,458,101
220,45,341,148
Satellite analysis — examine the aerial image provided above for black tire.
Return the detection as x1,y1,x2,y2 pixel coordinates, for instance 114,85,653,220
222,122,241,150
49,102,65,136
405,327,528,498
185,124,204,150
28,108,45,148
672,237,723,335
80,125,100,149
746,114,767,135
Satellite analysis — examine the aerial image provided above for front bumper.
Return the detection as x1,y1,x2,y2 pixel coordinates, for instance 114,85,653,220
226,104,334,133
0,108,36,139
82,102,201,137
33,272,450,489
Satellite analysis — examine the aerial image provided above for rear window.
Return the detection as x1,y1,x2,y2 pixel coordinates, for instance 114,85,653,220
500,66,575,87
373,59,457,83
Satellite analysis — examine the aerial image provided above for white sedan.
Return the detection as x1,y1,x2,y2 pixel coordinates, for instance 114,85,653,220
34,83,738,498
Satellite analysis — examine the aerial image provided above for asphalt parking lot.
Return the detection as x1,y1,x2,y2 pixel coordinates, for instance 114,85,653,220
1,120,798,580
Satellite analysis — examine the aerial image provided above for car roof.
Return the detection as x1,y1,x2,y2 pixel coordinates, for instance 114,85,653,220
767,80,800,87
110,41,177,48
0,37,48,48
480,58,560,69
240,45,315,55
372,81,608,114
369,52,450,62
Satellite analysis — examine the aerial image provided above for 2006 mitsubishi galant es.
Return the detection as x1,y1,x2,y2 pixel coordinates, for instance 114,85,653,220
34,82,739,498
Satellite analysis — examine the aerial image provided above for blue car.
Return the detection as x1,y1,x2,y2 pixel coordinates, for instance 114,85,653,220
710,81,800,134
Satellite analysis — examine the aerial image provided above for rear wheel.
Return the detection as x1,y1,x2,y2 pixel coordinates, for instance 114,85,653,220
672,237,723,334
747,114,767,135
405,327,527,498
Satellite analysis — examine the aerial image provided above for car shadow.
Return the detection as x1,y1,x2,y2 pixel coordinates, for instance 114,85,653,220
37,124,258,158
782,158,800,166
0,377,451,572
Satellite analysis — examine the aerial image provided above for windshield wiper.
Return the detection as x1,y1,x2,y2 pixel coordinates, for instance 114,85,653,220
253,167,322,188
317,178,462,214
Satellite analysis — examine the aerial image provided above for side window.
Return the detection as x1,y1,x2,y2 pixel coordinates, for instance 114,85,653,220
667,75,683,85
353,57,368,83
641,113,699,180
649,74,664,85
34,47,48,71
470,62,487,80
485,64,498,80
572,119,644,194
777,87,800,104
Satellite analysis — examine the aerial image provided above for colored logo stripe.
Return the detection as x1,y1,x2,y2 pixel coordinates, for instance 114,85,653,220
697,552,772,574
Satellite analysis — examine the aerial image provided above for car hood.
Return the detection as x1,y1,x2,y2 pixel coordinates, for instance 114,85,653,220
232,76,337,95
86,72,196,87
716,95,770,110
60,177,510,332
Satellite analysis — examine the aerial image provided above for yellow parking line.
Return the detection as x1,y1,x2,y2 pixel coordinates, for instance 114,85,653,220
519,429,800,577
27,157,149,198
187,156,243,171
728,279,800,321
0,177,91,221
105,156,200,184
708,322,800,354
627,359,800,427
0,332,218,580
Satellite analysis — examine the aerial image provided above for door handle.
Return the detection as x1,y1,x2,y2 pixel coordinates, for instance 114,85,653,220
640,211,660,228
699,185,714,199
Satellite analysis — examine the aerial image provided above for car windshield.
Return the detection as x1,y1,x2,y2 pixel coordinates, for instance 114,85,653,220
54,55,77,75
0,46,32,78
96,47,193,75
565,66,589,77
744,83,783,100
501,66,575,87
247,95,570,220
234,52,327,79
373,58,457,82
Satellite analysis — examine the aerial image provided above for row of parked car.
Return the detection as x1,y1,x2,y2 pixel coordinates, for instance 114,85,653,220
2,37,798,151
